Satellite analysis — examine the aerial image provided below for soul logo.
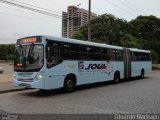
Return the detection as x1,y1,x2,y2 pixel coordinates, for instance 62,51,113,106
85,64,113,70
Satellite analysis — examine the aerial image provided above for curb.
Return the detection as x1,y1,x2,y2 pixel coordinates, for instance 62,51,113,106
0,88,27,94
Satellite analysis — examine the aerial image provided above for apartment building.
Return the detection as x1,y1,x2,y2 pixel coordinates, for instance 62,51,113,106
62,6,97,38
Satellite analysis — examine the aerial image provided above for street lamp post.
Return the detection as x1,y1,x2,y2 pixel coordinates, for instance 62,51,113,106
88,0,91,41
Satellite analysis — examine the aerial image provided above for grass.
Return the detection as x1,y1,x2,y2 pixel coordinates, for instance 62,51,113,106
153,64,160,67
152,64,160,70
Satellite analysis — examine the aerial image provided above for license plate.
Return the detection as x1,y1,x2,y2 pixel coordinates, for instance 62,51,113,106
19,83,31,88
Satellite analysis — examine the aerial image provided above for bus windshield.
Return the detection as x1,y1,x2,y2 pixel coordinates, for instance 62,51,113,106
14,44,44,72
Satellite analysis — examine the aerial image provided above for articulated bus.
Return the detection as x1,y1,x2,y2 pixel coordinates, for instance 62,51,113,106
13,36,152,91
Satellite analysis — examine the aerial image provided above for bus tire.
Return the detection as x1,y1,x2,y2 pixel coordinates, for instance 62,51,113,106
114,71,120,83
64,76,76,92
140,69,145,79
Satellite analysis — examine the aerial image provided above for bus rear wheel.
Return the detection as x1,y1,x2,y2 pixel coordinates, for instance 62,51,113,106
114,72,120,83
64,78,75,92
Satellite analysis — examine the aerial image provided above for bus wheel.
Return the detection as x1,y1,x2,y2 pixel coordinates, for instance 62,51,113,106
64,78,75,92
140,69,145,79
114,72,120,83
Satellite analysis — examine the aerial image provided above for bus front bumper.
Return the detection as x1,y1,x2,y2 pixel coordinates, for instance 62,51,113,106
13,79,45,89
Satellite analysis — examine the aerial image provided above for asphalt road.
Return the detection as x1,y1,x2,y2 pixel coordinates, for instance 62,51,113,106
0,71,160,116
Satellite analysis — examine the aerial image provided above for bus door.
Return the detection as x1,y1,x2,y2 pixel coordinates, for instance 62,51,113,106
46,41,64,89
123,48,131,79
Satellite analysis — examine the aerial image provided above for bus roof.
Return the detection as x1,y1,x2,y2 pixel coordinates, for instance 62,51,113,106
18,35,150,53
129,48,150,53
44,36,123,50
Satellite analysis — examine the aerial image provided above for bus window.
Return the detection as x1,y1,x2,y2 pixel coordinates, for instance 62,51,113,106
103,48,110,60
94,47,103,61
63,43,80,60
131,52,136,61
79,45,88,60
46,41,63,68
116,50,123,61
87,46,95,60
110,49,116,61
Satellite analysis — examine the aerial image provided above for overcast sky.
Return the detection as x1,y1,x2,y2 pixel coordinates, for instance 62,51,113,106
0,0,160,44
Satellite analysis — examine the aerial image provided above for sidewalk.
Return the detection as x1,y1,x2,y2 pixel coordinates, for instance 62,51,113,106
0,81,25,93
0,73,25,94
0,62,25,93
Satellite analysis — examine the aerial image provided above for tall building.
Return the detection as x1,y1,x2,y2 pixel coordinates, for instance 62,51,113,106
62,6,97,38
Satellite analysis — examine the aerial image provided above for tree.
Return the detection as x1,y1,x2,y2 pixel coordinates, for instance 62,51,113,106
73,13,139,47
151,49,159,63
0,44,15,60
120,34,143,48
72,26,88,41
129,15,160,49
129,15,160,62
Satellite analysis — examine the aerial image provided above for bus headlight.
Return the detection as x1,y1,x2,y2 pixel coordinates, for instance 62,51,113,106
36,72,44,80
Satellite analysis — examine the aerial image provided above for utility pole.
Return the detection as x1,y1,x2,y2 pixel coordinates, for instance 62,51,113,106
77,3,81,30
88,0,91,41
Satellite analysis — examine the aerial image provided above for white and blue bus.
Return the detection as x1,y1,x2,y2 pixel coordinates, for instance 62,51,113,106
13,36,152,91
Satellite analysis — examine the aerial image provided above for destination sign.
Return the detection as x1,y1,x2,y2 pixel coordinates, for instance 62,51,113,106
22,38,37,43
16,36,42,44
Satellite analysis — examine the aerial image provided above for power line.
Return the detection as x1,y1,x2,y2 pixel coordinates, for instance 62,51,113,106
125,0,145,14
0,11,59,23
0,4,48,16
0,4,60,21
9,0,62,15
0,0,62,18
118,0,141,14
104,0,136,17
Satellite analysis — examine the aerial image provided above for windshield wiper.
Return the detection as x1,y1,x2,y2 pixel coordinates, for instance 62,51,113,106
28,43,35,55
28,43,35,64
